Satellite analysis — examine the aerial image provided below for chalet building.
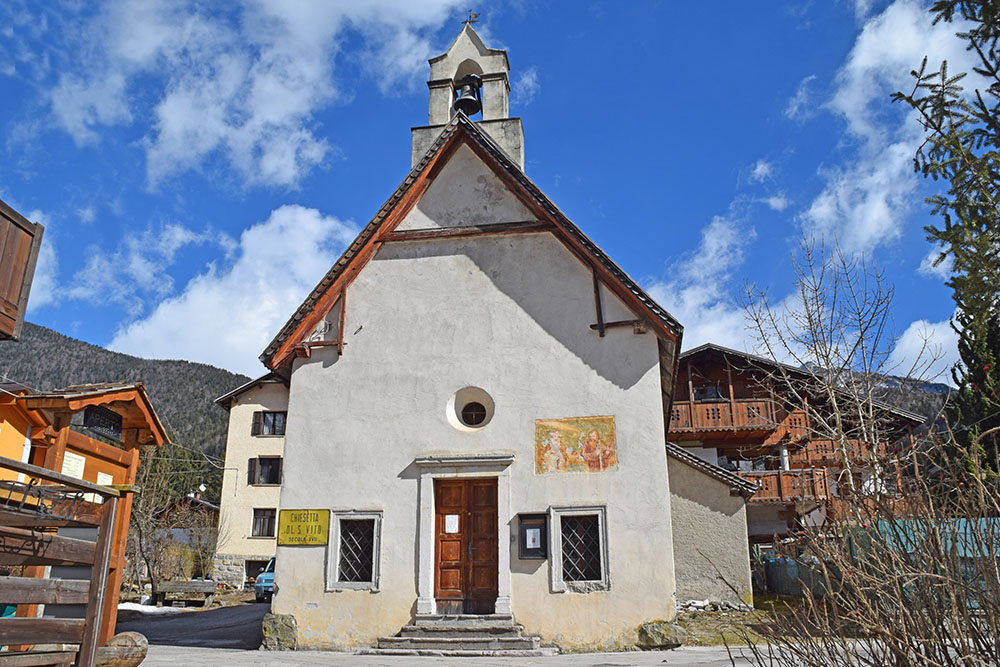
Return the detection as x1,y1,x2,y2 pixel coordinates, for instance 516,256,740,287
668,344,924,544
213,26,757,653
0,382,168,644
213,373,289,586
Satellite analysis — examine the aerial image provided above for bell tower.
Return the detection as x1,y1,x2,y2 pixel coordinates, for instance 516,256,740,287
411,24,525,169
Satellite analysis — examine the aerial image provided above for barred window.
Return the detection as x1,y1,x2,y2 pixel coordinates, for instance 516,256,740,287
252,508,276,537
561,515,602,581
338,519,375,583
328,511,382,591
550,506,609,593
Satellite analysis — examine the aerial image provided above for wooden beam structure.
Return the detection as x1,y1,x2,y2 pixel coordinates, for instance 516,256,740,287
383,220,549,242
592,269,605,337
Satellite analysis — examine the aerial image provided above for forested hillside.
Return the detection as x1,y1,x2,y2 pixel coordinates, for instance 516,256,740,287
0,322,251,460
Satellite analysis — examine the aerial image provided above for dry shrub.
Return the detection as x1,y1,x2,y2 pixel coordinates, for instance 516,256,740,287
738,449,1000,667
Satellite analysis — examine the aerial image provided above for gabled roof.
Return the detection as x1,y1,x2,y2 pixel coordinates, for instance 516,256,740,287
260,112,683,369
215,372,288,410
665,441,758,496
20,382,169,448
680,343,926,426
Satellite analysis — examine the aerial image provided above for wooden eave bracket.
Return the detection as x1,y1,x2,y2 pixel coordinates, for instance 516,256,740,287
590,269,649,337
293,286,348,359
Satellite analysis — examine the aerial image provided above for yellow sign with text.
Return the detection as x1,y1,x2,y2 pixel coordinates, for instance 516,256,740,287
277,509,330,546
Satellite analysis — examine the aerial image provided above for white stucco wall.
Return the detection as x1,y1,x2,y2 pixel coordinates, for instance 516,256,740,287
667,457,752,606
215,382,287,563
273,200,677,650
399,144,533,229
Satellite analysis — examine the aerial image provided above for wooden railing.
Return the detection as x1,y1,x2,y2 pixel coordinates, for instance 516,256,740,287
669,399,776,432
0,455,120,667
789,439,881,467
740,468,829,504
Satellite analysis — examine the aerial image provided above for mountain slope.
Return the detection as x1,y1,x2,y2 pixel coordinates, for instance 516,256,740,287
0,322,251,459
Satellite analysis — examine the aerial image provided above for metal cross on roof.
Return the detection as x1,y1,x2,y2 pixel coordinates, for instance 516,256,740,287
463,10,480,26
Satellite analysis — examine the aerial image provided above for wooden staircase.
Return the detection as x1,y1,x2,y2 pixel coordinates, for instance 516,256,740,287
359,614,556,657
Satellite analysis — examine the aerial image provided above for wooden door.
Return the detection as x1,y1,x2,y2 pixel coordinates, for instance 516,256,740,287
434,478,498,614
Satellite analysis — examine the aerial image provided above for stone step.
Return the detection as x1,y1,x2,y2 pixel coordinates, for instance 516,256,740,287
400,623,525,638
376,635,540,651
358,648,559,657
412,613,514,625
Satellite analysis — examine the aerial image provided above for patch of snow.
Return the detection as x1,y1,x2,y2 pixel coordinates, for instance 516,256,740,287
117,602,185,614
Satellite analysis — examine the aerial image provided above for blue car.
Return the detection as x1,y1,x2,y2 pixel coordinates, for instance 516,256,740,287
254,557,275,602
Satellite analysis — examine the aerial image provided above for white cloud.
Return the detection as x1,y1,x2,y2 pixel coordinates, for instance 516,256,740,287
889,316,959,384
829,0,975,143
761,193,791,211
511,66,540,106
852,0,875,22
918,245,953,280
66,223,212,315
41,0,466,188
647,215,757,352
799,135,917,253
801,0,979,255
784,74,817,121
749,160,774,183
108,205,358,375
77,206,95,223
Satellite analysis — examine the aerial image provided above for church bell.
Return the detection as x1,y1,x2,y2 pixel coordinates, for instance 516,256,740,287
453,74,483,116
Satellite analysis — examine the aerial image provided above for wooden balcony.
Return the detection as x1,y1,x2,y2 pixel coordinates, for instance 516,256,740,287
740,468,830,504
789,439,881,467
669,399,776,434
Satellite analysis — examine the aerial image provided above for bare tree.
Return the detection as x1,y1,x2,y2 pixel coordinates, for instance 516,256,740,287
743,238,941,504
730,239,1000,665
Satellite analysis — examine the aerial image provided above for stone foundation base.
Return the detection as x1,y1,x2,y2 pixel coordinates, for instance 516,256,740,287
212,554,246,590
263,613,297,650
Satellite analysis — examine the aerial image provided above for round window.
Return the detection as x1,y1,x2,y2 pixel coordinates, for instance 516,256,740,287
460,401,487,426
446,387,495,431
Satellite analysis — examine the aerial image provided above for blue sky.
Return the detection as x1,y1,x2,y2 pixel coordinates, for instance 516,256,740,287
0,0,968,379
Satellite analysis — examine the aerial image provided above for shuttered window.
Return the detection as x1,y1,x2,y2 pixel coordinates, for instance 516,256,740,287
247,457,282,485
251,411,287,436
252,508,276,537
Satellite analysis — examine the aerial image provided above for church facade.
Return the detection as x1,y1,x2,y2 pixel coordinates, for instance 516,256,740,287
249,26,752,652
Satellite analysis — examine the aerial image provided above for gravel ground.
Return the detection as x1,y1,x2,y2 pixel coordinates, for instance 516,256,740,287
140,644,756,666
119,603,759,665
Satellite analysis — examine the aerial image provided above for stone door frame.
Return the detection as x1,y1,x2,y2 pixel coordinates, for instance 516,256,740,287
413,453,514,616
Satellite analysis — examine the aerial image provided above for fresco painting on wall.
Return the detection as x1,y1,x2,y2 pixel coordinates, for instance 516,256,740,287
534,416,617,474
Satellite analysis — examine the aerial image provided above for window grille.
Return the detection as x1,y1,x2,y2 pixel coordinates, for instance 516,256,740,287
560,514,602,581
338,519,375,583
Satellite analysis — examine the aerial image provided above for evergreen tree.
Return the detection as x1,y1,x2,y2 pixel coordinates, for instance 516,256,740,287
893,0,1000,467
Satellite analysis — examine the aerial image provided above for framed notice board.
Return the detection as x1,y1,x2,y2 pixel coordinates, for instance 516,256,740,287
518,513,548,560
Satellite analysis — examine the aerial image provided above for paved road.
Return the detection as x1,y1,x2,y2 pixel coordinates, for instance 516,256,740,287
121,604,756,666
141,645,755,666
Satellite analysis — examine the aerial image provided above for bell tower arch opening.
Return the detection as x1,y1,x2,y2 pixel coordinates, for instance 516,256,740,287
413,23,524,168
